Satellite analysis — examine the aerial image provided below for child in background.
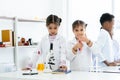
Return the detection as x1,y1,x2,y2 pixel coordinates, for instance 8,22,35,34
67,20,93,71
112,31,120,64
113,39,120,62
79,13,120,67
23,14,67,71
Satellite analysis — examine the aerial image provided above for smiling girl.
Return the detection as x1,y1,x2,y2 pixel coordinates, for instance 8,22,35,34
67,20,93,71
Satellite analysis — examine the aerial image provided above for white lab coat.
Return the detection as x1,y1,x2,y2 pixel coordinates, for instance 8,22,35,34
67,38,93,71
90,29,115,67
113,40,120,61
26,34,67,70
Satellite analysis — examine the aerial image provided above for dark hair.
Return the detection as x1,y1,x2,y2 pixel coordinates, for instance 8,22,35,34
72,20,87,30
100,13,114,25
46,14,62,26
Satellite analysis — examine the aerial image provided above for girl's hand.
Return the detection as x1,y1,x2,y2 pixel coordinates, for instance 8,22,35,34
22,67,31,71
107,62,117,66
72,42,83,54
73,42,83,50
104,60,117,66
78,35,89,43
59,65,67,72
78,35,92,47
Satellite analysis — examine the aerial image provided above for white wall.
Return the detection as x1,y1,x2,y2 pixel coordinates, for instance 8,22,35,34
49,0,68,39
0,0,51,18
113,0,120,43
68,0,113,41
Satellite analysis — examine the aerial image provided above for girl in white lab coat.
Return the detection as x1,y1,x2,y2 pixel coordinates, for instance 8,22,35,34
67,20,93,71
23,14,67,71
79,13,120,67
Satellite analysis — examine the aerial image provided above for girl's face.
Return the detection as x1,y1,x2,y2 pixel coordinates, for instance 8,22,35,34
47,23,59,36
73,26,86,40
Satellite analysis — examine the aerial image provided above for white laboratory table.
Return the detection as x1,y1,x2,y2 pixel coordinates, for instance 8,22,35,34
1,67,120,80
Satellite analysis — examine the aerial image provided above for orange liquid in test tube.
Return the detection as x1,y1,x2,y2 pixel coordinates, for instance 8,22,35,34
37,63,45,71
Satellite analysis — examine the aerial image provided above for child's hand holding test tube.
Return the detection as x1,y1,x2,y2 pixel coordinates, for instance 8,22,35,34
72,40,83,54
78,40,82,51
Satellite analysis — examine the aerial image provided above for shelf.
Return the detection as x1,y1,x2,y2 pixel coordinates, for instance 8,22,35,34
0,16,15,20
0,45,37,49
17,45,38,48
0,16,44,68
18,18,45,23
0,16,46,22
0,47,15,49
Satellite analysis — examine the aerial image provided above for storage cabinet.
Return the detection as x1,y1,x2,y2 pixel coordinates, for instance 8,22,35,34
15,18,45,69
0,16,45,71
0,16,16,72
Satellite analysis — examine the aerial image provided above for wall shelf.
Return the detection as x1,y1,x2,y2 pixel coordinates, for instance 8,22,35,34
0,47,15,49
17,45,38,48
0,16,15,20
0,16,46,22
18,18,45,23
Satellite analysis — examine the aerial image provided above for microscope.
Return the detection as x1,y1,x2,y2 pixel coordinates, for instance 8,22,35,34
44,43,55,72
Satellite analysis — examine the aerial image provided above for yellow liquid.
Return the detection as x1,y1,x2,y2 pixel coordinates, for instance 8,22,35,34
37,63,45,71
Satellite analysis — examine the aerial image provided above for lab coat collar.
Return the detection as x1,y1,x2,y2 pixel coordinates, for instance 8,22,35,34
45,34,60,41
101,29,112,39
101,28,109,34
